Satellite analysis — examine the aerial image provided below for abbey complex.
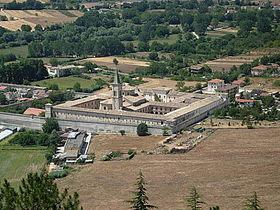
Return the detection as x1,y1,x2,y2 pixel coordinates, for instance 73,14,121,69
45,71,228,134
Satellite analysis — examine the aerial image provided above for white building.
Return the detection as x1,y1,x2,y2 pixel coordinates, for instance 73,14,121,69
46,65,85,77
207,79,225,92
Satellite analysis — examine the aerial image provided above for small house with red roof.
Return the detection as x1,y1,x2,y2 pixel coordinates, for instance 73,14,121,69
232,79,245,87
0,86,9,92
207,79,224,92
251,65,268,76
236,98,255,108
23,108,45,116
216,84,238,101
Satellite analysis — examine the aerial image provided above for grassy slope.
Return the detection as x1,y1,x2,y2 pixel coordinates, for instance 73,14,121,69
0,45,29,57
31,76,96,90
0,134,46,186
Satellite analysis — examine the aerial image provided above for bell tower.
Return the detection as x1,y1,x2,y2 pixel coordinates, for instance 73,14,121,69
112,70,123,110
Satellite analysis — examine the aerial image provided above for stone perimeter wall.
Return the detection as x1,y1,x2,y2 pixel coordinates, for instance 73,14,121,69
0,112,165,134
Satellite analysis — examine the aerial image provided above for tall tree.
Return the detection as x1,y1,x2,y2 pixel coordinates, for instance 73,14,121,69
244,192,263,210
183,187,205,210
126,171,157,210
42,118,60,134
0,172,82,210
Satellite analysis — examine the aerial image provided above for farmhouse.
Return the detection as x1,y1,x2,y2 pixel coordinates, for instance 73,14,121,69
45,71,228,134
46,65,85,77
207,79,225,93
216,84,238,101
251,65,268,76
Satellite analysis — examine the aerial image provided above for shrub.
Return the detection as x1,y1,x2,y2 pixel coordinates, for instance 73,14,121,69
119,130,126,135
137,123,148,136
128,149,136,155
42,118,60,134
48,170,69,179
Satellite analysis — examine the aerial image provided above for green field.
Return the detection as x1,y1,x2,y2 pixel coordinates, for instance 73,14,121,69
0,143,46,186
40,57,75,65
32,76,97,90
0,45,29,58
154,34,179,44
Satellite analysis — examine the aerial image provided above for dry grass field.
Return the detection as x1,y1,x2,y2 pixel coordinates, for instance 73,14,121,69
57,128,280,210
245,77,280,92
0,10,83,31
138,77,204,89
202,48,280,72
77,56,150,73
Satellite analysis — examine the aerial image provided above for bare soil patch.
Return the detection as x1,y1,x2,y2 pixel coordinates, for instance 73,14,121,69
138,77,204,89
57,128,280,210
77,56,150,73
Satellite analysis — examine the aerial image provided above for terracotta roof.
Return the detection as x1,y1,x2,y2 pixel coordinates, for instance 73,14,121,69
236,99,255,103
232,80,245,85
0,86,8,90
260,93,269,97
251,65,268,71
16,98,32,101
208,79,224,83
23,108,45,116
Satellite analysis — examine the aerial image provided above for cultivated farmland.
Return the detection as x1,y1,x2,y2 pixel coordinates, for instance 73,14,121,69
202,48,280,72
57,128,280,210
0,9,83,31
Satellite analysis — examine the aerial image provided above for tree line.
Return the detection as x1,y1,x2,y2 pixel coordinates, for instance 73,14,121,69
0,59,48,84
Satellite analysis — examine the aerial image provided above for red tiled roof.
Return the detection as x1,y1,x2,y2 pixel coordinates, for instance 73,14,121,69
208,79,224,83
251,65,268,71
23,108,45,116
0,86,8,90
260,93,269,97
232,80,245,85
16,98,32,101
236,99,255,103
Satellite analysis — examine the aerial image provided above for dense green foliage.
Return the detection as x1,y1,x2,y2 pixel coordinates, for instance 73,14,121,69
214,97,280,121
137,123,149,136
0,53,16,65
42,118,60,134
0,93,7,105
4,0,44,10
0,59,48,84
10,130,60,146
48,90,74,103
0,172,82,209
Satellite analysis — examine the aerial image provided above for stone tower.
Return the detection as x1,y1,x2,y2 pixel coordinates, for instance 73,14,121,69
112,70,123,110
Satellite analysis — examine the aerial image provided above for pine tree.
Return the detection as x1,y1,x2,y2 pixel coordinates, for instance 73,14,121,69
0,172,82,210
126,171,157,210
184,187,205,210
244,192,263,210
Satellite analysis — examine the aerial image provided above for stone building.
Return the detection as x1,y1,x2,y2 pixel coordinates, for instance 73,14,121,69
45,71,228,134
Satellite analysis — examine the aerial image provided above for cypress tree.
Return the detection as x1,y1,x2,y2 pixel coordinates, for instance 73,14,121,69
184,187,205,210
244,192,263,210
126,171,157,210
